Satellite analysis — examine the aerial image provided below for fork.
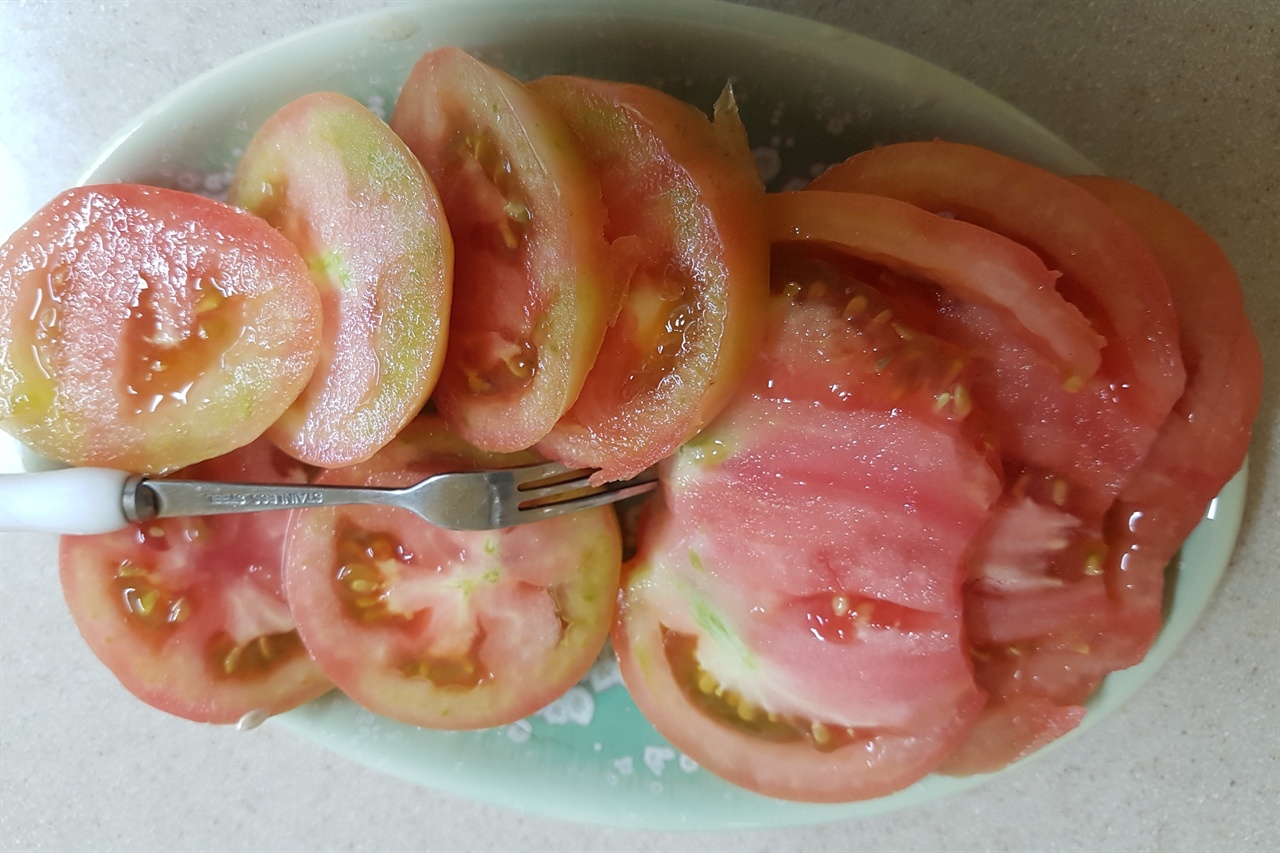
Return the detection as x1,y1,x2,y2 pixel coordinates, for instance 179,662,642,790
0,461,660,536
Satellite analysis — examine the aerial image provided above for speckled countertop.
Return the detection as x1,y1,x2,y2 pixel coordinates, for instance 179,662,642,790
0,2,1276,851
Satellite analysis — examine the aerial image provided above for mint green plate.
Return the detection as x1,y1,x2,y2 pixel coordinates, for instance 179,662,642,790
70,0,1247,829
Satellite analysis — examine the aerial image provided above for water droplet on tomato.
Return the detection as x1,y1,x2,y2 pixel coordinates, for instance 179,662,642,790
235,709,270,731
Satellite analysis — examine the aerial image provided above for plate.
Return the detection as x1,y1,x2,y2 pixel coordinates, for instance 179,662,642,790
16,0,1246,830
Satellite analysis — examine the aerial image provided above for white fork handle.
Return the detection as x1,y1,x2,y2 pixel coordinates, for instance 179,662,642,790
0,468,130,535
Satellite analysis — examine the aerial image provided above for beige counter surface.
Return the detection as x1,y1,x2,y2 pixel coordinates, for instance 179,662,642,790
1,2,1276,851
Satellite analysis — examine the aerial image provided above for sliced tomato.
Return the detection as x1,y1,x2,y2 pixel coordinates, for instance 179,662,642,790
809,140,1184,426
390,49,616,452
954,176,1263,745
806,145,1198,773
230,92,453,468
614,254,1000,802
768,191,1101,382
1073,176,1261,588
283,415,621,730
0,185,320,473
58,439,331,723
529,77,769,483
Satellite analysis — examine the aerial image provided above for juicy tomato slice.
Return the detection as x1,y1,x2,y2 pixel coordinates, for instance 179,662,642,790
59,439,331,724
0,184,320,473
614,254,1000,802
283,415,622,730
390,48,616,452
530,77,769,483
809,140,1185,427
230,92,453,468
943,175,1264,772
807,149,1227,776
767,190,1102,382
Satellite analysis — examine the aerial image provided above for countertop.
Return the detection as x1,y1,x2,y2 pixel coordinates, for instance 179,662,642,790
0,2,1276,851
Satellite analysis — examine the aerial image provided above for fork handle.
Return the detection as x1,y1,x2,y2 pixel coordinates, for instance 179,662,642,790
134,478,405,521
0,468,131,535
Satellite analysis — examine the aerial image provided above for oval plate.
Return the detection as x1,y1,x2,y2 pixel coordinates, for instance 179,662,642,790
27,0,1245,830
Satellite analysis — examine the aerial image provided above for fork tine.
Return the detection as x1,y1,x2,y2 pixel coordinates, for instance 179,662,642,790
514,476,659,523
512,460,593,490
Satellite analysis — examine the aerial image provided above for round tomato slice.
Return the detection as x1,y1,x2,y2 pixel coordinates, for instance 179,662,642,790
0,184,320,473
230,92,453,468
614,255,1000,802
390,49,616,452
283,415,621,730
530,77,769,483
59,439,331,724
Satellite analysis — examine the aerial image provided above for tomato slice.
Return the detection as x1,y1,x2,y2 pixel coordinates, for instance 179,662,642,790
529,77,769,483
58,439,331,724
807,145,1227,775
767,191,1102,383
390,49,616,452
230,92,453,468
935,176,1262,775
0,185,320,473
282,415,622,730
614,254,1000,802
809,140,1185,427
931,167,1269,768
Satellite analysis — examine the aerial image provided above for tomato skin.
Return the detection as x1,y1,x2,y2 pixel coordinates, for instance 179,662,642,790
230,92,453,468
0,184,320,473
390,49,616,452
58,439,331,724
530,77,769,483
283,416,622,730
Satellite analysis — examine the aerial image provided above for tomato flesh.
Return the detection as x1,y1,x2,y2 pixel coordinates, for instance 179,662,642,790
530,77,769,483
390,49,616,452
58,439,331,723
230,92,453,468
934,177,1262,774
807,144,1200,772
614,254,1000,801
0,185,320,472
283,416,622,729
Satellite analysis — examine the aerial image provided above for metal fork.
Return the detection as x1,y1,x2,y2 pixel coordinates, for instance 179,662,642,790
0,461,660,536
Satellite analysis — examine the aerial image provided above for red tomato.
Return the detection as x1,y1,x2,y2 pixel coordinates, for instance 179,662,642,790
808,144,1194,773
935,177,1262,775
614,254,1000,802
809,140,1185,429
230,92,453,468
390,49,616,452
767,191,1102,382
0,184,320,473
283,415,622,730
1072,176,1261,586
59,439,331,724
529,77,769,483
